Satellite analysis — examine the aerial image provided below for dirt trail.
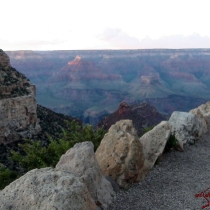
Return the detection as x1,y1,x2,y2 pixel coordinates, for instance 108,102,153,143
108,132,210,210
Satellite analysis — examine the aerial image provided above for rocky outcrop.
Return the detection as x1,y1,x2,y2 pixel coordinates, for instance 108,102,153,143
190,108,208,136
95,120,145,189
0,50,32,98
168,112,200,149
139,121,171,180
0,50,10,69
0,104,82,171
0,96,40,144
97,101,166,135
0,49,40,144
0,168,96,210
56,141,116,209
191,101,210,129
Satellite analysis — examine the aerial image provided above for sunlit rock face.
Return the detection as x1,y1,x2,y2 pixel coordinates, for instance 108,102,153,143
0,49,40,144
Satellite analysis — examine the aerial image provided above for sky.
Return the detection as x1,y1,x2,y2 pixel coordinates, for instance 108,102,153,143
1,0,210,50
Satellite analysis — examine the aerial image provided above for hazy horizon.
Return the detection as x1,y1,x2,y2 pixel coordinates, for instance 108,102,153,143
2,0,210,50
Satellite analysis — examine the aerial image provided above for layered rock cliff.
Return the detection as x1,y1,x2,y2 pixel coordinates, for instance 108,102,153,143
0,49,40,144
7,49,210,123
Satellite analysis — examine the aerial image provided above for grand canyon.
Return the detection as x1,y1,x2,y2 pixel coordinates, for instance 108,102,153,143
6,49,210,125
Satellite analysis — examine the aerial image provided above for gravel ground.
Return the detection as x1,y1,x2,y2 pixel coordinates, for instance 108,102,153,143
108,132,210,210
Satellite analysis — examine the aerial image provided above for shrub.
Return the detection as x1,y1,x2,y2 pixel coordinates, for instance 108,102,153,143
164,134,179,152
0,166,19,190
10,137,74,170
64,120,106,151
2,120,106,189
10,120,106,171
140,125,155,137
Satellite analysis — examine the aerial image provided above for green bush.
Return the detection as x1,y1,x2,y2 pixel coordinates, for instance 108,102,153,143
0,166,19,190
10,120,106,171
64,121,106,151
140,125,155,137
1,120,106,189
164,134,179,152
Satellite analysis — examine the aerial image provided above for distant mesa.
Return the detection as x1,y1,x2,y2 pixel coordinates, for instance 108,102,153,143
97,101,166,135
140,75,161,85
68,55,82,65
52,55,122,82
129,73,174,99
59,55,102,74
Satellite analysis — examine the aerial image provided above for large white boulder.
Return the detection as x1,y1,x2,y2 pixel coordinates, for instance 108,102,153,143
56,141,115,209
190,108,208,136
95,120,145,189
139,121,171,180
192,101,210,130
169,111,199,149
0,168,96,210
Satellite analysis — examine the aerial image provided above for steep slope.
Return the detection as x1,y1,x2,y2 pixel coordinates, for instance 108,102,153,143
0,50,40,144
97,101,166,135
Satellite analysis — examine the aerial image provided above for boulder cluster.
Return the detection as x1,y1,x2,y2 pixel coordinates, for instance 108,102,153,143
0,102,210,210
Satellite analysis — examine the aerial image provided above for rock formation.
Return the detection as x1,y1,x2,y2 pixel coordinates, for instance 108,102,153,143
129,74,174,99
190,108,208,136
139,121,171,180
0,49,40,144
169,111,200,149
190,101,210,129
97,101,166,135
0,50,10,69
6,49,210,123
0,168,97,210
95,120,145,189
56,141,116,209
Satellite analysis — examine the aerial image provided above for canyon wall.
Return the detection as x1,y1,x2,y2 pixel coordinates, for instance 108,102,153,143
0,49,40,144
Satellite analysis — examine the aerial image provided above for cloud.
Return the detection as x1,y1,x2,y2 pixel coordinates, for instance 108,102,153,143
0,39,66,51
98,28,142,49
98,29,210,49
151,33,210,48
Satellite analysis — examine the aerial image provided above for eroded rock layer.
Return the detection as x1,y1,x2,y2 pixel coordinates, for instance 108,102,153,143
0,49,40,144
